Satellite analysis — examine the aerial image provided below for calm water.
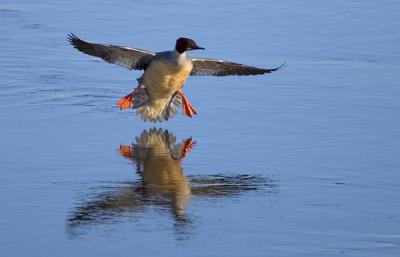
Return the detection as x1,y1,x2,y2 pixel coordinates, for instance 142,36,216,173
1,0,400,256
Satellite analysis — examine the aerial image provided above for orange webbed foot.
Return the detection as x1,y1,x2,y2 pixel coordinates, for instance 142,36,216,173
178,90,197,117
116,84,142,110
116,93,134,110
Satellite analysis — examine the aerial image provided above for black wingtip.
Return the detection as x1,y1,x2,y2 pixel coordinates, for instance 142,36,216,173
260,62,287,74
67,33,81,46
67,33,75,41
272,63,287,71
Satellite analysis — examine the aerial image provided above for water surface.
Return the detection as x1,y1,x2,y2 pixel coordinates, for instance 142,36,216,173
1,0,399,256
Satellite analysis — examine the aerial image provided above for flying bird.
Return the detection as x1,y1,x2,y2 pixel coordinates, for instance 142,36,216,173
68,34,284,122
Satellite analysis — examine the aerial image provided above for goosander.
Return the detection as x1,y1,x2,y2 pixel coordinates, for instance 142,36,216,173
68,34,284,122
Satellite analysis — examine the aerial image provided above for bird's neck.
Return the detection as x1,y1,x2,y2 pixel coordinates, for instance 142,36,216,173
173,50,186,57
171,50,188,66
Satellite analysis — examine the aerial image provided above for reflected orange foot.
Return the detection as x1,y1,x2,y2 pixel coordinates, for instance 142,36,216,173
180,138,195,160
178,89,197,117
119,145,133,159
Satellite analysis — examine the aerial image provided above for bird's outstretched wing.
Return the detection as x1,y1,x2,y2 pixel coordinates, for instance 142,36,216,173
68,33,155,70
191,58,286,76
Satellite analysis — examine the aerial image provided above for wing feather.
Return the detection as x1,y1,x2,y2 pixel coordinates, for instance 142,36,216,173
191,58,285,76
68,33,155,70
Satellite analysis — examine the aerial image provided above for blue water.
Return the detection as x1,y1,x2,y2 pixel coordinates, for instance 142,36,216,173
1,0,400,256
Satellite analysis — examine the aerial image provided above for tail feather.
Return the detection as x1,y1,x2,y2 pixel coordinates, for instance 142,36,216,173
132,88,182,122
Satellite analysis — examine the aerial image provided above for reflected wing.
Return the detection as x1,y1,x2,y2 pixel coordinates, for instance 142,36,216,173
191,58,285,76
68,33,155,70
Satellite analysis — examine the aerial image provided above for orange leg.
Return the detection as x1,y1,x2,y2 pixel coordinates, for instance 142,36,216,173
116,84,141,110
178,89,197,117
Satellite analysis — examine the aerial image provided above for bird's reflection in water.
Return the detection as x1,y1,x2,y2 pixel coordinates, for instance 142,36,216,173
67,128,275,238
